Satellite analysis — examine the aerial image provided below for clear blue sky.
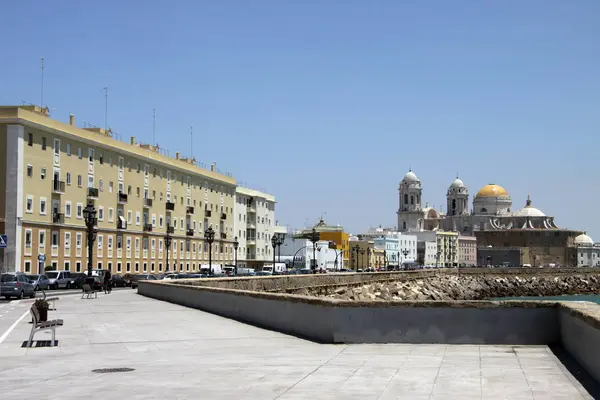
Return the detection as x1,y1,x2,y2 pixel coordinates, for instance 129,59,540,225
2,1,599,239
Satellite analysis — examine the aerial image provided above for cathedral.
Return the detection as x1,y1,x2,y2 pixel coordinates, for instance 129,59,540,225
397,169,561,235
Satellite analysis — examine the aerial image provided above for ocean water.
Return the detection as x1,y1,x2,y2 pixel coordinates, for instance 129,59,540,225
492,295,600,304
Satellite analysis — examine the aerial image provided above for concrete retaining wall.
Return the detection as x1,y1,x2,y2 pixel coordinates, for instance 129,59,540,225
559,303,600,384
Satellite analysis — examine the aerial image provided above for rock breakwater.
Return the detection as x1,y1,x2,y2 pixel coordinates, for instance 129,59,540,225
315,273,600,301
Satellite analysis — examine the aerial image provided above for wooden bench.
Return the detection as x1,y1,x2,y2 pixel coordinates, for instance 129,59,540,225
81,283,97,299
28,304,63,348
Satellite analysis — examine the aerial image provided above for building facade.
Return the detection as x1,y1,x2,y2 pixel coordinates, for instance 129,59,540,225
457,235,477,267
0,105,276,274
574,233,600,267
413,231,459,267
233,187,277,269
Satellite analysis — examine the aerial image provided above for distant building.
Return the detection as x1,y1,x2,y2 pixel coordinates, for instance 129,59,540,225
574,233,600,267
293,218,349,267
413,231,459,267
457,235,477,267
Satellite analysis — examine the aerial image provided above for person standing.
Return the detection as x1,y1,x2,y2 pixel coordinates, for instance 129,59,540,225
103,270,112,294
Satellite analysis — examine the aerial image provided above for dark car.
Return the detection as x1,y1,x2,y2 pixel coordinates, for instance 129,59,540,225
111,274,128,287
70,273,88,289
131,274,157,289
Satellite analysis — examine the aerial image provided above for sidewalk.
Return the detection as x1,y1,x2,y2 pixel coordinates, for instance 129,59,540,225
0,290,593,399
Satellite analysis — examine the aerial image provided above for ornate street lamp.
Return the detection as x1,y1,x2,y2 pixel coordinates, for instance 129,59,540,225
204,226,215,275
360,248,365,270
383,250,388,270
397,251,400,270
233,236,239,275
353,245,360,270
82,202,97,278
402,249,410,270
164,225,173,272
309,228,320,272
330,241,341,271
271,234,277,274
276,233,285,265
367,248,371,270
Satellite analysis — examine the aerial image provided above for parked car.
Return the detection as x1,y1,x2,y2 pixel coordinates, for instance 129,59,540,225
111,274,128,287
122,273,135,287
70,273,88,289
0,273,36,299
131,274,157,289
27,274,50,291
45,270,73,289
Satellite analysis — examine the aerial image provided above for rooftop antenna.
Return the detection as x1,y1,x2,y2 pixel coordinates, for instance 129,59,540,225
40,57,45,107
103,87,108,132
153,108,156,145
190,125,193,159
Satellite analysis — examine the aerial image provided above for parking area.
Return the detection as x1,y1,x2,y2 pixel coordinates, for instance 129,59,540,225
0,291,594,399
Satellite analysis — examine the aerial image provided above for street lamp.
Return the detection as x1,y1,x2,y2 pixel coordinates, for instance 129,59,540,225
164,225,173,272
360,248,365,270
204,226,215,275
367,248,371,271
309,228,320,272
233,236,239,275
330,241,341,271
353,245,360,271
275,233,285,265
401,249,409,270
271,234,277,274
383,250,388,270
397,251,400,270
82,202,97,278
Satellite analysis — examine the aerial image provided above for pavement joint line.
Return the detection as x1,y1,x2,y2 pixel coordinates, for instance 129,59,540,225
376,366,401,400
428,344,449,399
273,345,348,399
0,308,30,344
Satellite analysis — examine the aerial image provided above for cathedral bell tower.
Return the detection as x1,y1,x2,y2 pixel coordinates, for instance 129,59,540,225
397,170,423,231
446,176,469,216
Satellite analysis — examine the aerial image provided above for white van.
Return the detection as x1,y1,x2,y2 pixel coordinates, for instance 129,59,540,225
45,270,73,289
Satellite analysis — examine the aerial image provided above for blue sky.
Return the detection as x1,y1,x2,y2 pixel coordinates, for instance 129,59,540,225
2,1,599,238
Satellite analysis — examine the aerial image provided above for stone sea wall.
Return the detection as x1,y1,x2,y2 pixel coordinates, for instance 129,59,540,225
311,273,600,301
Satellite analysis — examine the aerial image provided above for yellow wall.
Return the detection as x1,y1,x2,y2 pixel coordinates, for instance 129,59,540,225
319,231,350,266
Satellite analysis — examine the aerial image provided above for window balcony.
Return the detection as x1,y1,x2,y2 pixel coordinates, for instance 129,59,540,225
143,223,153,232
166,202,175,211
118,192,128,204
52,180,65,194
221,213,227,220
220,233,227,239
143,198,153,208
204,209,212,218
52,212,64,224
186,206,194,215
166,226,175,234
247,237,256,245
117,216,127,230
247,204,256,213
186,229,194,236
87,187,99,199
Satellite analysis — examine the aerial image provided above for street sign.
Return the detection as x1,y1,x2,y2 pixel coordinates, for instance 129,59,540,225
0,235,7,249
38,254,46,262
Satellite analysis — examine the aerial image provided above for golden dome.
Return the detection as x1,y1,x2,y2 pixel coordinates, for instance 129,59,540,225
475,184,509,198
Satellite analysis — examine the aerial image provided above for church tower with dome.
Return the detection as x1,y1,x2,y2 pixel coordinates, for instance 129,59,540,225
397,170,423,232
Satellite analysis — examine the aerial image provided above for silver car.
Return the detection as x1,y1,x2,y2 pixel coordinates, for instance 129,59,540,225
0,273,36,299
27,274,50,291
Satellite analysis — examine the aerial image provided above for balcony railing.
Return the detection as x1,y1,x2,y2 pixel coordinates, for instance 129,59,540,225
220,233,227,239
247,204,256,213
166,202,175,211
186,206,194,215
87,187,99,198
186,229,194,236
221,213,227,220
118,192,128,204
117,218,127,230
52,180,65,194
52,212,64,224
204,209,212,217
143,198,153,208
166,226,175,234
143,223,153,232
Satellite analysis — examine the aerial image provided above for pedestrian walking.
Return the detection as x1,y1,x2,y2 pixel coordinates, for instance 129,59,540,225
104,270,112,294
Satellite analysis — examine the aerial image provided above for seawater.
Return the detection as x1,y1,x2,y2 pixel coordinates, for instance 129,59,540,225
492,295,600,304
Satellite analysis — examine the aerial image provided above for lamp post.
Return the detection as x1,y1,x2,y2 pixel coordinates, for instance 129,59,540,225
271,234,277,274
383,250,388,270
353,245,360,270
330,241,341,271
82,202,97,278
233,236,239,275
397,251,400,270
204,226,215,275
276,233,285,265
309,228,320,272
401,249,409,270
164,225,173,272
367,248,371,271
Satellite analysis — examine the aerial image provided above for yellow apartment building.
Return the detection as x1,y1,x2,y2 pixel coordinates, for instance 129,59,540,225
0,105,242,275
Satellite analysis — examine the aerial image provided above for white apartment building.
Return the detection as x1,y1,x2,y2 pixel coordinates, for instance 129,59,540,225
233,187,280,269
413,230,459,267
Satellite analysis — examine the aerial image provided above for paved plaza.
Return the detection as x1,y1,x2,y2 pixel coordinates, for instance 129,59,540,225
0,290,594,399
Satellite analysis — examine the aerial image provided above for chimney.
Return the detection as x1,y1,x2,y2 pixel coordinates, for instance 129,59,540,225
130,136,136,145
176,152,180,160
210,163,215,172
69,114,75,126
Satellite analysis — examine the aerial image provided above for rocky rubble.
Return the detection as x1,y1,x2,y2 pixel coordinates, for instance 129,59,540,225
315,274,600,301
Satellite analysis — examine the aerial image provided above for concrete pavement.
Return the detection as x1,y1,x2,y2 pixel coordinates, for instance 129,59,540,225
0,290,594,399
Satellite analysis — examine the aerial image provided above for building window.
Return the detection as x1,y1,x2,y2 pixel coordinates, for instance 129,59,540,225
24,261,31,273
52,231,59,247
126,262,131,272
26,196,33,213
27,133,33,146
42,137,47,150
76,233,82,248
66,172,71,185
108,208,114,222
66,143,71,156
64,261,71,271
27,165,33,177
127,211,133,224
108,262,113,272
135,211,141,225
76,203,83,218
78,148,82,159
117,262,122,272
65,201,72,217
135,262,139,272
98,206,104,221
40,168,46,180
39,230,46,248
143,263,147,272
109,181,113,193
40,198,47,215
97,235,103,250
77,175,82,187
99,179,104,192
76,261,82,272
